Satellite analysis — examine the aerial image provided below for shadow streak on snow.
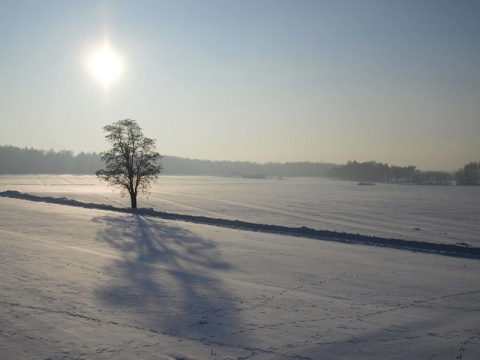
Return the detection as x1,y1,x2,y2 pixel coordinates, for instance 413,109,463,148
92,214,247,347
1,190,480,259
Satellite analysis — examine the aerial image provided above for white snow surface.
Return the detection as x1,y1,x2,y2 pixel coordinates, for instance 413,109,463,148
1,176,480,359
1,175,479,246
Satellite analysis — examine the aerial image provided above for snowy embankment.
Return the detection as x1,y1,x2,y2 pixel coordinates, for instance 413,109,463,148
2,175,480,247
1,194,480,359
1,190,479,259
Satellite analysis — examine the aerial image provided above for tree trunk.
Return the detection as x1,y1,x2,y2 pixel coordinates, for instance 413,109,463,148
130,192,137,209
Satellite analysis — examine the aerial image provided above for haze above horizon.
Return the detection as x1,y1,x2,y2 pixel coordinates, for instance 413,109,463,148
1,1,479,171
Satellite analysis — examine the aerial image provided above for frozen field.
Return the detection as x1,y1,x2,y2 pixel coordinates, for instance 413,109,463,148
1,175,479,246
1,190,480,359
1,175,480,359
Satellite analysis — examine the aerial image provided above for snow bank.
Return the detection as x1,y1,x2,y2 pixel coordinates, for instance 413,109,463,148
2,175,479,247
2,190,479,259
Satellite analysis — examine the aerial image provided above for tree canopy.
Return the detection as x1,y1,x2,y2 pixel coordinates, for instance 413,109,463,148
96,119,163,208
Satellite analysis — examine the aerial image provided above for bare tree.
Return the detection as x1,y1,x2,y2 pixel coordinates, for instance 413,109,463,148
96,119,163,208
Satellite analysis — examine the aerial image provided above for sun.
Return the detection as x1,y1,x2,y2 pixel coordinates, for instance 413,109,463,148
89,44,122,87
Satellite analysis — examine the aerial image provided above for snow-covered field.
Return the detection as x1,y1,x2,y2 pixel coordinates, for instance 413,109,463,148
1,175,480,359
1,175,479,246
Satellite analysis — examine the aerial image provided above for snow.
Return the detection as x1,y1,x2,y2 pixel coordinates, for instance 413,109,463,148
1,175,479,246
1,176,480,359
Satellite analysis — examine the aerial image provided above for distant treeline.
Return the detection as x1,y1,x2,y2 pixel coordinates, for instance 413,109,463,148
328,160,480,185
161,156,335,177
0,145,335,177
456,162,480,185
2,146,477,184
0,146,104,175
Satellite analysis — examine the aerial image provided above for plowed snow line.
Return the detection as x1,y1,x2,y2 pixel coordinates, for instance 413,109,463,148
2,190,480,259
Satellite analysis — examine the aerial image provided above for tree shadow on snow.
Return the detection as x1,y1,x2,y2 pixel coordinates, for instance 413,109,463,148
92,214,247,345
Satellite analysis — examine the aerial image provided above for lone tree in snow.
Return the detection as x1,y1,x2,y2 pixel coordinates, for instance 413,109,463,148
96,119,163,209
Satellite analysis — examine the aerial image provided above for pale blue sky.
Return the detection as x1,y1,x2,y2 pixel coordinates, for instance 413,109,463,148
1,0,479,170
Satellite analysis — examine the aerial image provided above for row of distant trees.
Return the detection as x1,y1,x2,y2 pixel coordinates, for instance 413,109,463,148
456,162,480,185
0,145,335,177
327,160,480,185
161,157,335,177
1,146,477,185
0,146,103,174
328,161,420,183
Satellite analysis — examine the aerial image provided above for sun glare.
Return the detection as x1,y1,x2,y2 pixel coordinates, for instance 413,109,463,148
89,45,122,87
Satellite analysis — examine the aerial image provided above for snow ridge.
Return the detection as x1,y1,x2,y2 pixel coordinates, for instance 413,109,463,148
1,190,479,259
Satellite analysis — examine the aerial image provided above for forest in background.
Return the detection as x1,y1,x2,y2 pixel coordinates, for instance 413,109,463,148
0,145,478,185
0,145,334,177
327,160,479,186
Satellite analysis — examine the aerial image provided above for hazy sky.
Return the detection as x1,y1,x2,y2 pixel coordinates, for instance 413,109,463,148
1,0,479,170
